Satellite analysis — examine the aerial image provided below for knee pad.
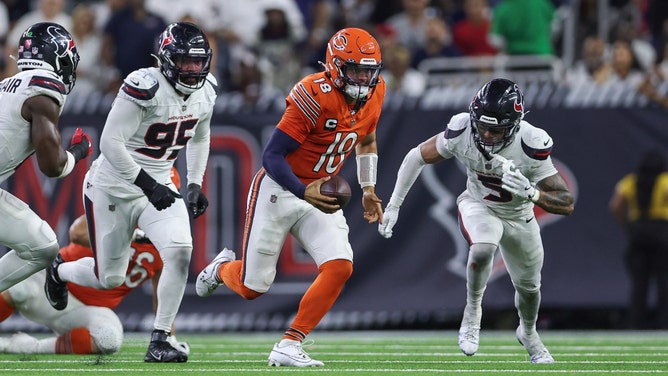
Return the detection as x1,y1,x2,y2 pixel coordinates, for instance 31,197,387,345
514,281,541,295
468,243,496,265
20,242,59,267
100,275,125,289
89,309,123,354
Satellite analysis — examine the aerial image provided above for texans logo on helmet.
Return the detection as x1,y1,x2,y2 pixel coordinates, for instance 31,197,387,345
160,34,175,50
46,25,74,56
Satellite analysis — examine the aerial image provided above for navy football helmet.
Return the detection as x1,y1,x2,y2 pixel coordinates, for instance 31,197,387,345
156,22,212,95
469,78,524,154
16,22,80,94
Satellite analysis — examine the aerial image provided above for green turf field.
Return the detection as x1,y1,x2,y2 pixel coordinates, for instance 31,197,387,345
1,330,667,375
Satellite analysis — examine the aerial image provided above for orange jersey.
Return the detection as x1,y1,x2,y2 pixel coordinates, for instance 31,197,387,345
59,241,163,309
277,71,386,183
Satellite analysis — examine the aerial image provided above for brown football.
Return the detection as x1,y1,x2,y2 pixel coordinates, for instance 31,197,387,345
320,175,352,208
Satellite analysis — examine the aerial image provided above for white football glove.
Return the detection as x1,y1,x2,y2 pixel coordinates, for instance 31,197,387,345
501,169,540,202
490,153,516,173
378,204,400,239
167,335,190,355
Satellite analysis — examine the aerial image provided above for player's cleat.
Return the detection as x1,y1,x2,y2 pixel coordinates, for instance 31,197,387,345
268,339,324,367
458,325,480,356
44,254,68,310
516,326,555,364
195,248,235,297
144,330,188,362
458,304,482,356
7,332,39,354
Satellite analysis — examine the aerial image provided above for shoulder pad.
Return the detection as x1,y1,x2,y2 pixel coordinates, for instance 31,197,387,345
25,71,66,106
120,69,159,101
444,112,469,140
203,73,218,100
205,73,218,90
288,76,323,128
520,123,552,161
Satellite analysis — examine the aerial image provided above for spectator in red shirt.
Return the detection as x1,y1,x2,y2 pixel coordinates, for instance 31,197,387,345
452,0,497,56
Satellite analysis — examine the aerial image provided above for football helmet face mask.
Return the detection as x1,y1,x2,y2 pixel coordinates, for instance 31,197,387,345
157,22,212,95
324,28,382,101
469,78,524,154
16,22,80,94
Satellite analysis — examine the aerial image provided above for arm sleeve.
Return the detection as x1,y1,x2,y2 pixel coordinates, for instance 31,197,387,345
388,146,427,207
262,128,306,199
186,111,211,187
99,97,144,182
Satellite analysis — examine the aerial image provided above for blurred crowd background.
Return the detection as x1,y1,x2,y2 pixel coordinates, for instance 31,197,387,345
1,0,668,106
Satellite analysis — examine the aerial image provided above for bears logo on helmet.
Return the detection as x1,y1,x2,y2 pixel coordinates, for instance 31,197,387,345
323,28,382,102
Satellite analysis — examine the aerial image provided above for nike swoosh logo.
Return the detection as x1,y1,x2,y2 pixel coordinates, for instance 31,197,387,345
543,139,550,146
526,217,534,223
150,350,164,361
131,79,140,86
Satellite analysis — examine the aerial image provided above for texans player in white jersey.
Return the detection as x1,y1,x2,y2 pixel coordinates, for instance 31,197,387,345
378,79,574,363
44,22,216,363
0,23,92,293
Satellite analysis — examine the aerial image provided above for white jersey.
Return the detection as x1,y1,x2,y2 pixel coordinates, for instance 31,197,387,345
435,112,557,218
0,70,67,184
90,67,216,198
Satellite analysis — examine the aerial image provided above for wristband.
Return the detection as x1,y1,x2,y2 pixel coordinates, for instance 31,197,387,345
530,189,540,203
356,153,378,188
56,151,76,178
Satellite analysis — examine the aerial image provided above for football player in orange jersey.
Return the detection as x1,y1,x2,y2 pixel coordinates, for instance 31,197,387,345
0,168,189,355
196,27,386,367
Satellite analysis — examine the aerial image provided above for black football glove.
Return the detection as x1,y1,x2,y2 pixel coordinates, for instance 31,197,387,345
187,183,208,218
134,169,182,210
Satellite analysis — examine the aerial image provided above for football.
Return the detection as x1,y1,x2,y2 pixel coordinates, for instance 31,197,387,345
320,175,352,208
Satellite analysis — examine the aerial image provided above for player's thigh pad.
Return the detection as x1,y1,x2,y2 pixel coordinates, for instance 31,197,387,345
499,218,544,288
10,271,86,329
241,175,308,293
292,208,352,266
86,189,141,287
0,189,57,258
457,192,503,245
139,198,192,250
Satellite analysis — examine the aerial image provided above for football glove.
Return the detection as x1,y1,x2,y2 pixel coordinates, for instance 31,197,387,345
67,127,93,162
187,183,209,218
490,153,515,173
501,169,540,202
167,335,190,355
134,169,182,210
378,204,400,239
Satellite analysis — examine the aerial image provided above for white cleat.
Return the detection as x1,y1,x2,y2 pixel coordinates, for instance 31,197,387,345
458,304,482,356
195,248,235,297
458,325,480,356
516,326,555,364
268,339,324,367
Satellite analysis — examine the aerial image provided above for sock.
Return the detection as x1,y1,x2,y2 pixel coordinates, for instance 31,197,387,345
283,259,352,339
515,289,541,335
0,293,15,321
219,260,262,300
55,328,93,354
